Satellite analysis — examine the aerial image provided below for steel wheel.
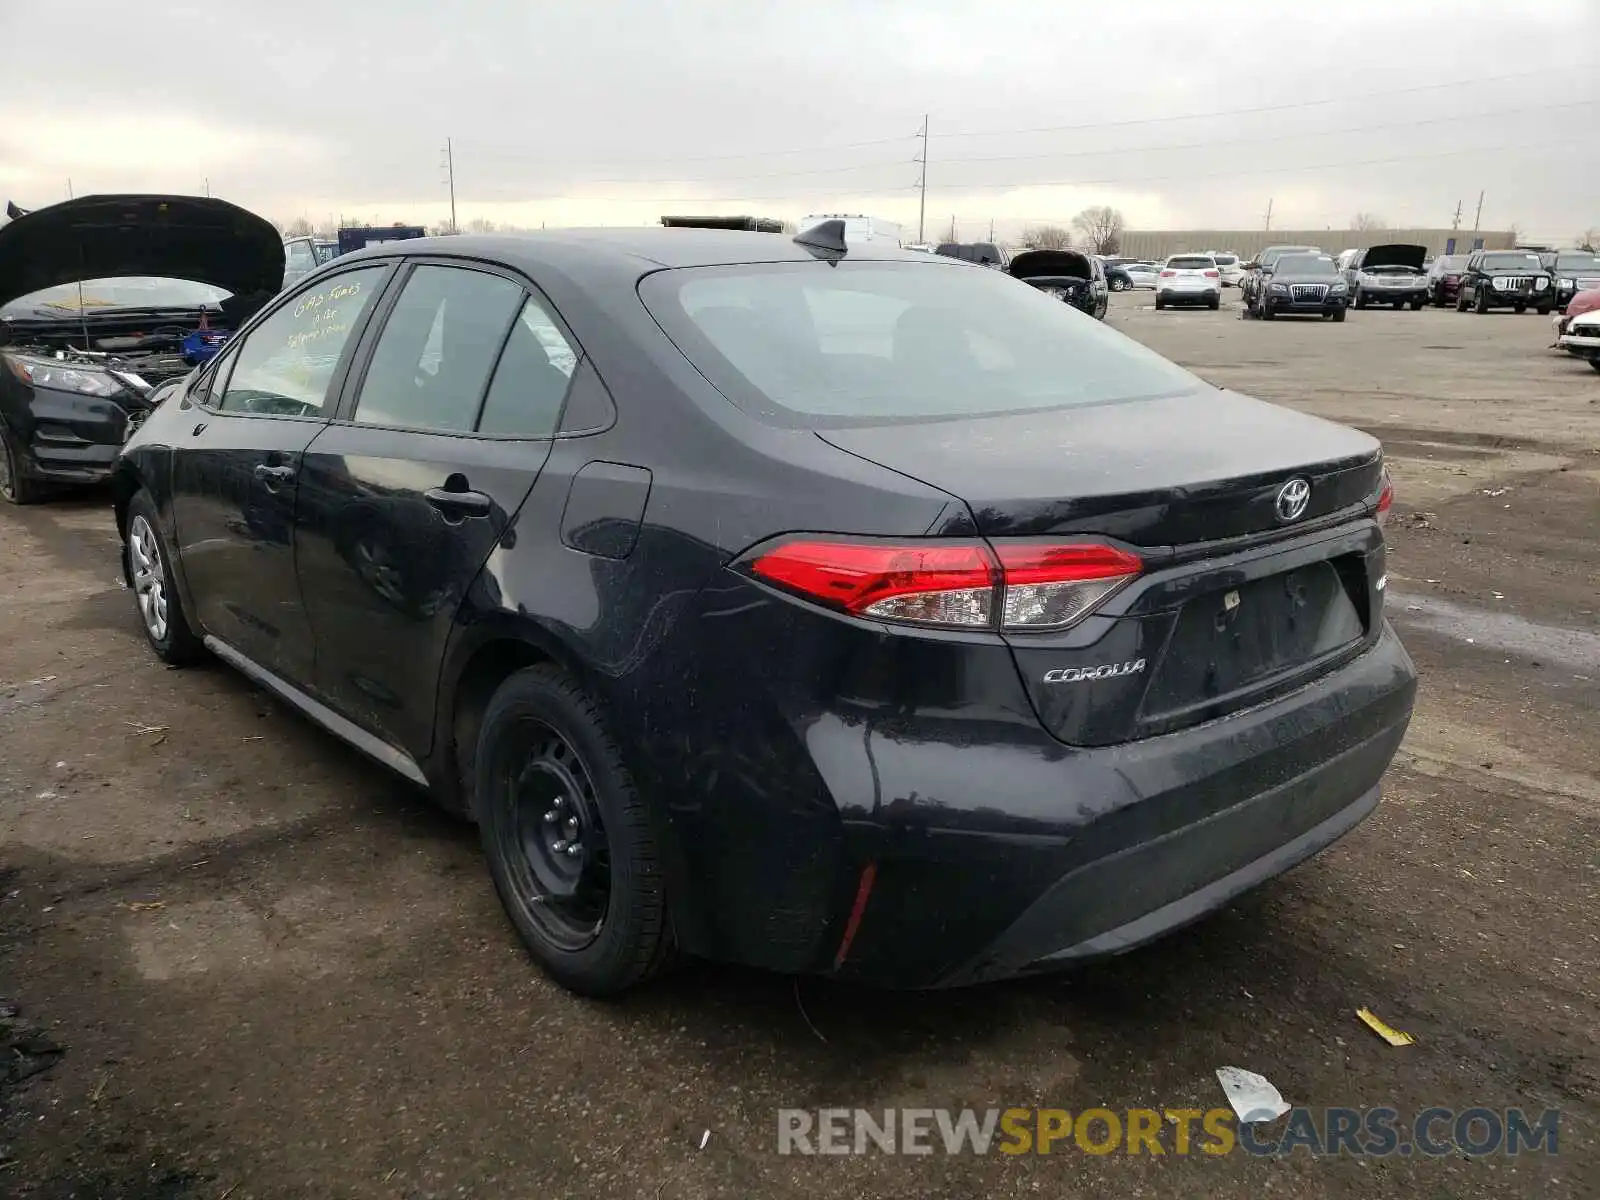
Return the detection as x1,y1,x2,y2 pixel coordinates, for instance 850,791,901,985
500,721,611,952
128,514,170,642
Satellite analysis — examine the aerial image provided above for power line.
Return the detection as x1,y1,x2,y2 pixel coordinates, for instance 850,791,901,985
931,99,1597,167
933,67,1585,140
405,137,1578,209
925,137,1584,195
447,66,1579,178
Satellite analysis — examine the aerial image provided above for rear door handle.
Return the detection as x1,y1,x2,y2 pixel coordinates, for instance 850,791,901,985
424,487,492,520
254,463,296,488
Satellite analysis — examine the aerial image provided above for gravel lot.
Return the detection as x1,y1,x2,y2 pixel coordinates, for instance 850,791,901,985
2,291,1597,1198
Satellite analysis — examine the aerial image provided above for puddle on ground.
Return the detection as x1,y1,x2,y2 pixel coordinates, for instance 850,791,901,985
1389,592,1600,674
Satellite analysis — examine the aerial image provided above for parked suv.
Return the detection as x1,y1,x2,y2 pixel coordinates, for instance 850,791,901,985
1155,254,1221,310
1246,253,1348,320
936,241,1008,268
1239,245,1321,310
1455,250,1555,315
110,226,1413,996
282,235,338,290
1425,254,1469,307
1338,245,1429,311
1541,250,1600,311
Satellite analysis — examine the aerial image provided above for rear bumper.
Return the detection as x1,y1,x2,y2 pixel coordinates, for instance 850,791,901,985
827,621,1416,987
1157,287,1220,305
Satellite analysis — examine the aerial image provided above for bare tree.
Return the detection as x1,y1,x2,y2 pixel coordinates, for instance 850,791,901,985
1351,213,1386,231
465,217,499,234
1021,224,1073,250
281,216,313,237
1072,207,1124,255
1579,228,1598,252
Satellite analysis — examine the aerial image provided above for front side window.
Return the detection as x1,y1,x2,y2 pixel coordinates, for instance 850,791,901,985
217,266,386,417
640,260,1200,427
351,265,523,433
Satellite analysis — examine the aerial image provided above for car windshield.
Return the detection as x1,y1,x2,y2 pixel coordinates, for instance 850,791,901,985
1555,253,1600,271
1482,253,1543,270
1167,257,1214,269
1276,255,1338,276
640,260,1201,427
2,276,230,315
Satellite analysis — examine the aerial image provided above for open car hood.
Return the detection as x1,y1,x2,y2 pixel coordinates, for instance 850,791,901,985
1009,250,1091,281
0,194,284,311
1360,244,1427,271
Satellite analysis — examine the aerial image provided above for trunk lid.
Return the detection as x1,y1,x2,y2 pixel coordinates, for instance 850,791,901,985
818,389,1386,746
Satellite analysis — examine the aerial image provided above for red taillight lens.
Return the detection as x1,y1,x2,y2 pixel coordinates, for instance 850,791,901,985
1159,270,1176,278
746,538,1143,631
1204,270,1220,278
749,539,998,626
1376,471,1394,527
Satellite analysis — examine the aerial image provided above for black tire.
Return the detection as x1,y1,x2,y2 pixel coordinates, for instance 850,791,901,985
1332,307,1346,323
1456,289,1468,312
0,425,45,505
1154,294,1165,310
1110,277,1128,292
1475,288,1490,314
1411,298,1425,311
1513,302,1527,314
1590,359,1600,373
1537,304,1553,316
1261,302,1275,320
476,664,674,996
1354,289,1368,310
1207,295,1220,311
124,490,206,664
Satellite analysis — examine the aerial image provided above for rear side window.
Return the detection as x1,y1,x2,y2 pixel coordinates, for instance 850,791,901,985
352,265,523,433
476,296,579,438
218,266,386,417
640,261,1200,427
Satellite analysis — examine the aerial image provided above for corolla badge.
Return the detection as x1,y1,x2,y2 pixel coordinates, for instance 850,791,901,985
1275,477,1311,522
1043,659,1146,684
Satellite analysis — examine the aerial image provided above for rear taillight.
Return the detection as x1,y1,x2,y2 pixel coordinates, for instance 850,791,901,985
1159,270,1176,278
1376,471,1394,527
1204,270,1220,278
745,537,1143,632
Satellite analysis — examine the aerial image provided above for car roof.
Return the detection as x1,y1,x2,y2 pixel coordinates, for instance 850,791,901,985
333,228,929,275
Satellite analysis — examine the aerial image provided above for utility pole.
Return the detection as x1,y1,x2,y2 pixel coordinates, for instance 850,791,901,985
915,114,929,244
66,178,73,199
1263,197,1273,231
1471,189,1484,236
441,138,458,234
948,215,957,243
1451,199,1462,230
989,217,995,242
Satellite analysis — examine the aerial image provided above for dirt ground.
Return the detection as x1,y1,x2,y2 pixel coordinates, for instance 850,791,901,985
2,292,1597,1199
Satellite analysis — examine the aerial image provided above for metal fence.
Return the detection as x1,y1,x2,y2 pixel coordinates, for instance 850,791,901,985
1115,228,1515,260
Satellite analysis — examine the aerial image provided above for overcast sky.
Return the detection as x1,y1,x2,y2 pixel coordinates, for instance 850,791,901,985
2,0,1596,243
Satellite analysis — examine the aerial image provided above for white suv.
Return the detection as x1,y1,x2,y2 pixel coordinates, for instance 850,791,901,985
1207,251,1244,287
1156,254,1222,310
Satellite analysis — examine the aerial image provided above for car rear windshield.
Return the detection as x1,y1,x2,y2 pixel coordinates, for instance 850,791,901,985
1213,254,1238,266
1166,256,1215,269
639,261,1201,427
1436,256,1467,269
1276,255,1337,276
1482,253,1543,269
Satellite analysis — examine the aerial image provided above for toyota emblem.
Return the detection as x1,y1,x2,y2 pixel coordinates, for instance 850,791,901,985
1275,478,1311,522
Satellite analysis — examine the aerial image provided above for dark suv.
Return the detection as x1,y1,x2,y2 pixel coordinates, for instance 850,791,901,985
1455,250,1555,314
1245,253,1349,320
1540,250,1600,311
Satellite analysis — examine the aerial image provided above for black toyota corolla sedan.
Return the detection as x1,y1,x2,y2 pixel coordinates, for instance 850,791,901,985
113,222,1416,995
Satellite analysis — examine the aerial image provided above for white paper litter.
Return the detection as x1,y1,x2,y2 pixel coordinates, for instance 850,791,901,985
1215,1066,1291,1123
